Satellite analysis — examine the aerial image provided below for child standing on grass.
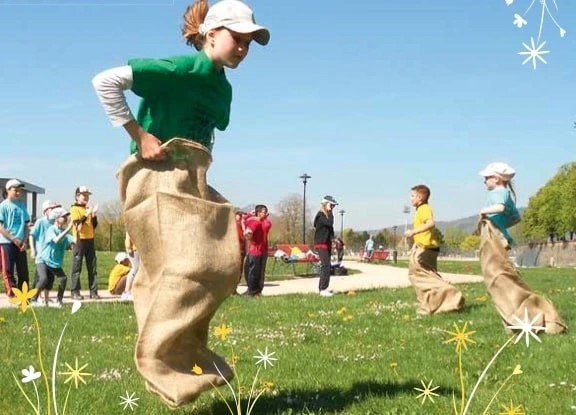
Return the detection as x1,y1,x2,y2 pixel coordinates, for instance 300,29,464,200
405,185,464,315
0,179,30,298
31,208,75,308
29,200,61,305
478,162,566,334
92,0,269,407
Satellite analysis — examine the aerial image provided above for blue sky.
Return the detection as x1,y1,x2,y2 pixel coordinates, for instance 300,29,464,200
0,0,574,230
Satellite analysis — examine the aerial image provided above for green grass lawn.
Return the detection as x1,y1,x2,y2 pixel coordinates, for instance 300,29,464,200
1,260,574,414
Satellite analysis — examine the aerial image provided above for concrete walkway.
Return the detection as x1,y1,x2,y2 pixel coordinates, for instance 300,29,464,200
0,261,483,308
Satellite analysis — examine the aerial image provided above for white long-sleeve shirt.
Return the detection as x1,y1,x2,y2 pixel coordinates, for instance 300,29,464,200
91,66,135,127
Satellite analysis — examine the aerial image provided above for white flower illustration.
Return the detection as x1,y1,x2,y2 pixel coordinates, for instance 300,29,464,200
517,37,549,70
21,365,41,383
507,307,545,347
513,14,527,28
119,391,140,411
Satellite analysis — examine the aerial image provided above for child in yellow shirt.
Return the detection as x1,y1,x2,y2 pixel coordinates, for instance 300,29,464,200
108,252,131,295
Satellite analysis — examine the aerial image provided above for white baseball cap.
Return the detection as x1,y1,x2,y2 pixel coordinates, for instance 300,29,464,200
479,162,516,181
75,186,92,195
48,207,70,221
115,252,129,263
42,200,61,213
199,0,270,45
5,179,25,191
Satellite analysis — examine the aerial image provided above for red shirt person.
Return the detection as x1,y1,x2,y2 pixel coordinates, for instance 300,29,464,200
243,205,269,296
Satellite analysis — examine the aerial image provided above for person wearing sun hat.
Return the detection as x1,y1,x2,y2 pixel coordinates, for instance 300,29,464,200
314,195,338,297
92,0,270,407
0,179,31,298
29,200,62,305
31,207,75,308
478,162,566,334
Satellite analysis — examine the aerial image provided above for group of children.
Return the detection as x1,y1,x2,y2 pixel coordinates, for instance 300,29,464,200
87,0,567,409
405,162,567,334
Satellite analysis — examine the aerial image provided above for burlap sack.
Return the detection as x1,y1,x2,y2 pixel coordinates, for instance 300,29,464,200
117,138,239,407
479,220,566,334
408,246,465,315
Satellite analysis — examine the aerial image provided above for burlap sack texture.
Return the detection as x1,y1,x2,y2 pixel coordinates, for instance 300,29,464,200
479,220,566,334
408,246,465,315
117,138,240,407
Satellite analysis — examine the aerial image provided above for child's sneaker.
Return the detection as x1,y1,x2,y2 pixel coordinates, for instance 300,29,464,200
319,289,334,297
48,300,63,309
31,299,47,307
120,292,133,301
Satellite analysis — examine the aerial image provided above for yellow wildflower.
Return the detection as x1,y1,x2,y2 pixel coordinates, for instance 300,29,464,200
214,323,232,341
337,307,346,315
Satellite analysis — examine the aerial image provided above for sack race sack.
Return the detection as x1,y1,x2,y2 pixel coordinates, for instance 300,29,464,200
479,220,566,334
408,245,465,315
117,138,240,407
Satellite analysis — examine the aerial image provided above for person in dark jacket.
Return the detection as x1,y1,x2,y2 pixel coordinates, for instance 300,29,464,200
313,195,338,296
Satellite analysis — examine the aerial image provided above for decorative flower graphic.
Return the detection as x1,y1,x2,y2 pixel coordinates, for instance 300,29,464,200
499,400,525,415
119,391,140,411
504,0,567,68
9,281,38,313
507,308,545,347
253,347,277,370
60,358,92,389
21,365,42,383
445,322,476,352
414,379,440,405
191,364,203,375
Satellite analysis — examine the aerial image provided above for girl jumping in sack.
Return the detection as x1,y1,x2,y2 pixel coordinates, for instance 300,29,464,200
478,162,566,334
92,0,269,407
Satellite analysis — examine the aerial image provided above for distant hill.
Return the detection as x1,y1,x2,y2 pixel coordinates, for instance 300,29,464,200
374,207,526,235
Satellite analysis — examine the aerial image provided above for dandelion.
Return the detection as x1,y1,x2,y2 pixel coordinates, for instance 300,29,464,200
390,362,399,377
214,323,232,341
414,379,440,405
9,282,38,313
337,307,346,315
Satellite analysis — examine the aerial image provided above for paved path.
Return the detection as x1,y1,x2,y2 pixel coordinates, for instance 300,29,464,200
0,261,483,308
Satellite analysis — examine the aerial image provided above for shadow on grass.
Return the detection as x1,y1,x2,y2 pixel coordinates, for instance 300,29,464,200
192,379,459,414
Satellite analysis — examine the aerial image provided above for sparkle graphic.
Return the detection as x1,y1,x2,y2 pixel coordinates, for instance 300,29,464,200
507,307,545,347
253,347,278,369
414,379,440,405
518,37,549,69
119,391,140,411
59,358,92,389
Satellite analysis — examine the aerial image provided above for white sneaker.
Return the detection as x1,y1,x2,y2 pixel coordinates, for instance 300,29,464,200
120,292,133,301
319,290,334,297
31,299,47,307
48,300,63,309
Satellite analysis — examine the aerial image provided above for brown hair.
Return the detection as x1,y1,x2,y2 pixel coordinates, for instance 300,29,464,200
411,184,431,203
502,179,517,203
182,0,210,51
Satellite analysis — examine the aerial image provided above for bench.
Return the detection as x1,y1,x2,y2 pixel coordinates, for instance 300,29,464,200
359,248,389,262
270,244,319,276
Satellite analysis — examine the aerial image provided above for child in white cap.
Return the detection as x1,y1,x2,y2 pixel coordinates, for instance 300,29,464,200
108,252,131,295
31,208,75,308
0,179,30,298
92,0,269,407
478,162,566,334
29,200,62,305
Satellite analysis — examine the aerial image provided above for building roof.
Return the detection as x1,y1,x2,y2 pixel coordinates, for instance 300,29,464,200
0,178,45,194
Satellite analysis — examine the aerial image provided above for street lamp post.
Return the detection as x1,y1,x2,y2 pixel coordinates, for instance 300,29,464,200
403,205,411,253
299,173,311,244
339,209,346,237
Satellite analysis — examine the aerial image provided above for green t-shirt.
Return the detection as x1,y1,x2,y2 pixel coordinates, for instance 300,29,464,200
128,50,232,153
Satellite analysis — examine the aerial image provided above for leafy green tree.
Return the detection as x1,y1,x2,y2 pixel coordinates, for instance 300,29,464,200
443,227,467,253
460,235,480,252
